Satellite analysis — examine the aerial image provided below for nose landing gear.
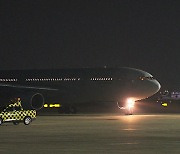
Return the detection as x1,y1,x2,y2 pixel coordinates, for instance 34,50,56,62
125,107,133,115
117,99,135,115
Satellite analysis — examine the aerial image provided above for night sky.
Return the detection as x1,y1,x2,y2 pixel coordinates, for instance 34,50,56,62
1,1,180,90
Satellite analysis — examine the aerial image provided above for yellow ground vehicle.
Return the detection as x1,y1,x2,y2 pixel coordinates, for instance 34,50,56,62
0,100,36,125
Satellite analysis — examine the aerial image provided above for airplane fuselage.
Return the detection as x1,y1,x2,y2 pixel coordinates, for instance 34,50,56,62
0,67,161,109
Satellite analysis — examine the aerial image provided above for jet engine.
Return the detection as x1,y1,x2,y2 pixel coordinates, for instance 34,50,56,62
20,93,45,110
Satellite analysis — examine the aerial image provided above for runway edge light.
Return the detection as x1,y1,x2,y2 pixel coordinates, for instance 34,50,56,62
161,103,168,107
44,104,48,108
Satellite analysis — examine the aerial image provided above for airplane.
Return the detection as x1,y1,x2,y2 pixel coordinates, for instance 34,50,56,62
159,90,180,101
0,67,161,114
156,90,180,107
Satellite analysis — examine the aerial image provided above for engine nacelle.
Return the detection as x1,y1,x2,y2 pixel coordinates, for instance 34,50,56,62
20,93,45,110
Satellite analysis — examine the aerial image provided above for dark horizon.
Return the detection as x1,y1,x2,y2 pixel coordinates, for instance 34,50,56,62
1,0,180,90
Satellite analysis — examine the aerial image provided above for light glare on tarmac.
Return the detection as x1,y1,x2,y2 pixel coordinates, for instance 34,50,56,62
0,114,180,154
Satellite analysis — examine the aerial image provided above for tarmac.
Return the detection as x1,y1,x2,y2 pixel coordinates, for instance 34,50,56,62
1,114,180,154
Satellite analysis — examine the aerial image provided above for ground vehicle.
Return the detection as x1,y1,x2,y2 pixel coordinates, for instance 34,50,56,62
0,99,36,125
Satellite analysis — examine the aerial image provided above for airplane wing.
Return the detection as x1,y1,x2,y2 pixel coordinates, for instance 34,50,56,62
0,83,63,109
0,83,59,91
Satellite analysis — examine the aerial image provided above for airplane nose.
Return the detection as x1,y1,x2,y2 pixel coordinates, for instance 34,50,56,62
138,70,161,97
134,78,161,100
138,79,161,99
152,79,161,94
127,68,161,100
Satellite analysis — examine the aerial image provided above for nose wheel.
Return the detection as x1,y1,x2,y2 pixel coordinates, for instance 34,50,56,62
125,107,133,115
117,101,134,115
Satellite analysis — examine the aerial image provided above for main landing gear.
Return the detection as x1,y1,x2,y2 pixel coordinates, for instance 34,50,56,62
58,105,77,114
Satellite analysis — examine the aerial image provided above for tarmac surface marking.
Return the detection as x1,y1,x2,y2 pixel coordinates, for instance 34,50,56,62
0,114,180,154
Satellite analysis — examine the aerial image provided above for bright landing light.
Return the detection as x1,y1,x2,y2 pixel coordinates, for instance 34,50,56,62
126,98,135,108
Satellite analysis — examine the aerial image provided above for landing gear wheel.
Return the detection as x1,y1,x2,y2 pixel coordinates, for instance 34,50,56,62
24,116,32,125
125,108,133,115
70,106,77,114
59,105,77,114
0,118,3,125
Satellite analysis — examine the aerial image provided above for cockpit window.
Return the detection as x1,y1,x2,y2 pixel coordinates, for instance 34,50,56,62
139,76,154,80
